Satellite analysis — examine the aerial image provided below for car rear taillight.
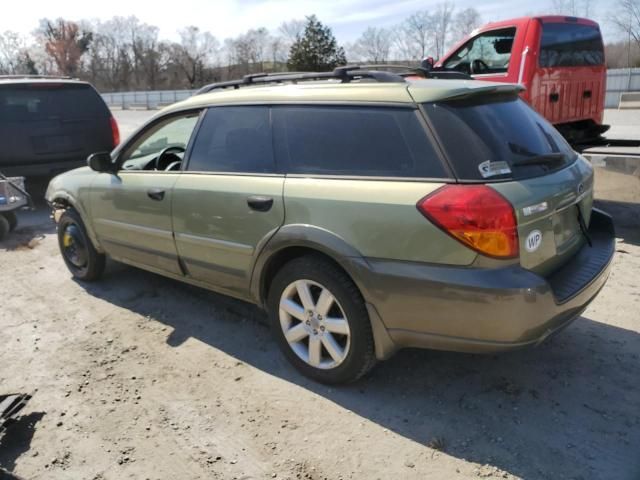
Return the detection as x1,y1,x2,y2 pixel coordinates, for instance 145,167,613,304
109,115,120,147
417,185,519,259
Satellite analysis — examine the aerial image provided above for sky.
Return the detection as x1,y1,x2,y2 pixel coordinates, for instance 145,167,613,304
0,0,614,44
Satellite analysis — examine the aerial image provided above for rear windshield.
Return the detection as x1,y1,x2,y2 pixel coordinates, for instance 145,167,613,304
539,22,604,67
423,94,577,181
0,83,108,122
273,106,447,178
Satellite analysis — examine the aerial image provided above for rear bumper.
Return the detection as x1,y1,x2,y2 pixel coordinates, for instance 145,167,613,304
0,159,85,178
352,209,615,357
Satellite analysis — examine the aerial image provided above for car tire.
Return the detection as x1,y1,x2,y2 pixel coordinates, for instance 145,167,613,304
0,215,9,241
57,208,105,281
267,255,376,384
4,211,18,231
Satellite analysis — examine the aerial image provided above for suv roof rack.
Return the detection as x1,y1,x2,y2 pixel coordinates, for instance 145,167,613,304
195,65,472,95
196,66,409,95
357,64,473,81
0,74,75,80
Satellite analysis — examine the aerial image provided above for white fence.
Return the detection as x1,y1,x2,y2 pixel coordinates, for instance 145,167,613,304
101,68,640,110
605,68,640,108
101,89,198,109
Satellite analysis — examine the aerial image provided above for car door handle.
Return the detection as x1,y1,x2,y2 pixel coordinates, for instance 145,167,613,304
147,188,165,201
247,195,273,212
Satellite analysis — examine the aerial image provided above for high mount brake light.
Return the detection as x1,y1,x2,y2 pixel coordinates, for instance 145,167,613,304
417,185,519,258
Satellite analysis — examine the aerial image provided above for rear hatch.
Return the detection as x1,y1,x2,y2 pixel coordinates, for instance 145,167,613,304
0,81,114,169
422,91,593,275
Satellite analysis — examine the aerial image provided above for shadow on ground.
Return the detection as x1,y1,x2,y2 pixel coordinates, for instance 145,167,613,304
0,412,45,476
78,261,640,480
595,199,640,247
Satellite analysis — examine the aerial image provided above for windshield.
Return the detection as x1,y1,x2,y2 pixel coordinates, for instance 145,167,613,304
423,94,577,181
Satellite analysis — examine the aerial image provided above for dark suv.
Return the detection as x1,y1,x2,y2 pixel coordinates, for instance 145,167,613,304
0,76,119,177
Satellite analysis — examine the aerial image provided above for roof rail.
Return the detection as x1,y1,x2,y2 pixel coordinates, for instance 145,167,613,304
195,66,406,95
0,74,75,80
357,64,473,81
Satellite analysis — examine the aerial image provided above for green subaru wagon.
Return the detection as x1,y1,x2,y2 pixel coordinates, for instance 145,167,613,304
46,67,615,384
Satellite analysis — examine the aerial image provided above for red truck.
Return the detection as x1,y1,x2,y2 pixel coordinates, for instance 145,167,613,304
434,16,607,144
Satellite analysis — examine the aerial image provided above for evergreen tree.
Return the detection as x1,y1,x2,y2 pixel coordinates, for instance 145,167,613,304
287,15,347,71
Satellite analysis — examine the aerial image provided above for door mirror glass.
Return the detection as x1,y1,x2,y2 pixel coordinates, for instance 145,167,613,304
87,152,114,173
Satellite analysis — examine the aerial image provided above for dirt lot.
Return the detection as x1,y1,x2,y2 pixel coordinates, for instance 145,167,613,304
1,111,639,480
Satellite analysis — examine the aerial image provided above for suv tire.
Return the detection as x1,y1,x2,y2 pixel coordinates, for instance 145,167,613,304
0,215,9,241
267,255,376,384
57,209,105,281
4,211,18,231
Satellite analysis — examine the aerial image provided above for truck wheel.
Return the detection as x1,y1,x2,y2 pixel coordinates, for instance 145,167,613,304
0,215,9,241
57,209,105,281
267,255,376,384
4,211,18,231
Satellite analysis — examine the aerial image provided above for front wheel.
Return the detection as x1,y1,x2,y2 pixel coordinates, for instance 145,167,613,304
57,209,105,281
267,256,376,384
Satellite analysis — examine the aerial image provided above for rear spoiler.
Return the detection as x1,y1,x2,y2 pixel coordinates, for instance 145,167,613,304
423,83,526,103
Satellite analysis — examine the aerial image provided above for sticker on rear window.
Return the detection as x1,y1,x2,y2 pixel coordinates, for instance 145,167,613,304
478,160,512,178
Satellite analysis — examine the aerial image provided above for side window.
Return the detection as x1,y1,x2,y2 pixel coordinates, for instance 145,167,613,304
272,106,447,178
119,113,200,170
442,28,516,75
187,106,275,173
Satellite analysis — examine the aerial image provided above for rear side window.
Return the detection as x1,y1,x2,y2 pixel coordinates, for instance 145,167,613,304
0,83,108,122
424,95,577,181
187,106,275,173
273,106,446,178
539,22,604,67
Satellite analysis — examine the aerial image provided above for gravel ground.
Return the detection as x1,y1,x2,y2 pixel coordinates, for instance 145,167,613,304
0,110,639,480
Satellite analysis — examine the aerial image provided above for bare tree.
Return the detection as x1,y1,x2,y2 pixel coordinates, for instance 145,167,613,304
0,31,27,74
452,8,482,45
350,27,392,63
552,0,594,17
432,2,455,59
37,19,93,76
611,0,640,48
394,10,433,60
279,19,306,43
172,26,219,87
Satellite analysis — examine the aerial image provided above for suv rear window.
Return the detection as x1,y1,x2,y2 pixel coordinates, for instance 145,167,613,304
272,106,447,178
539,22,604,67
0,83,108,122
423,94,577,181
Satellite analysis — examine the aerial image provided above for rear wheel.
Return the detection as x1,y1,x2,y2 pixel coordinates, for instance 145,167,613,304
4,211,18,231
0,215,9,241
267,256,376,384
57,209,105,281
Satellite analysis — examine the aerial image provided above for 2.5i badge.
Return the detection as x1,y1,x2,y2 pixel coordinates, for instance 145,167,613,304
525,230,543,252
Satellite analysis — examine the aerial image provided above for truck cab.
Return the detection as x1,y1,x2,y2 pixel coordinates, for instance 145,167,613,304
436,16,607,144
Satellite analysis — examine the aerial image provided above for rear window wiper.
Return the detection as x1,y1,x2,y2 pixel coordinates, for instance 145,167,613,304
511,153,568,167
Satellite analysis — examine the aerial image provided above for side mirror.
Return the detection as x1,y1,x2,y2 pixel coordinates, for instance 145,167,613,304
87,152,114,173
420,56,435,71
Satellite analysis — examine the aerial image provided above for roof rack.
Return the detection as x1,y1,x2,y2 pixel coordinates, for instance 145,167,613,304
0,74,75,80
357,64,473,81
195,66,406,95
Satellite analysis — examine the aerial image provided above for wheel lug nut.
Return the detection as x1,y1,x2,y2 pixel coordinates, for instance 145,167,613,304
313,329,318,335
317,315,323,320
320,326,325,331
306,320,311,325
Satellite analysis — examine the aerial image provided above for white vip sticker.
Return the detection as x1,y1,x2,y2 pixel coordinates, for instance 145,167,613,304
525,230,543,253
